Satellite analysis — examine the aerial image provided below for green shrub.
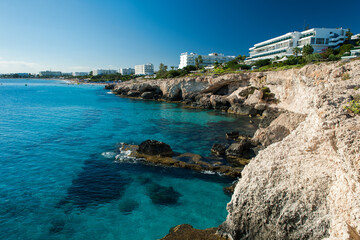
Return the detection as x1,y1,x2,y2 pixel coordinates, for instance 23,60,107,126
255,59,271,67
328,54,340,61
344,100,360,114
304,53,322,63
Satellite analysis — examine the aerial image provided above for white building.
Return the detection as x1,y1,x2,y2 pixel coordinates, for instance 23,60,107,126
119,68,135,75
179,52,235,69
247,27,348,62
341,47,360,59
72,72,89,77
135,64,154,75
39,71,62,77
93,69,118,76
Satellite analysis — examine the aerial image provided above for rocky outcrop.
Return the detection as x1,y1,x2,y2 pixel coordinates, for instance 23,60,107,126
161,224,228,240
115,60,360,240
121,142,244,178
219,60,360,240
138,140,173,157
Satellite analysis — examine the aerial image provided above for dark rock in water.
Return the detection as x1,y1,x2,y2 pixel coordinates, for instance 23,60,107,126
223,181,238,196
141,91,155,99
138,140,173,157
161,224,227,240
118,199,140,215
49,219,66,234
211,143,229,156
226,131,239,140
58,158,131,210
104,84,115,90
225,139,254,159
146,183,181,205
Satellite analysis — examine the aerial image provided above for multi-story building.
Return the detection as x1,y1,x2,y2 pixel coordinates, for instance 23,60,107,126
119,68,135,75
39,71,62,77
72,72,89,77
135,64,154,75
93,69,118,76
179,52,235,69
246,27,348,62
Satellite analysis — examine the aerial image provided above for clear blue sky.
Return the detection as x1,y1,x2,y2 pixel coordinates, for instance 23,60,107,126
0,0,359,73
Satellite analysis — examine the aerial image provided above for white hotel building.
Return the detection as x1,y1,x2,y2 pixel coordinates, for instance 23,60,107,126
93,69,118,76
246,27,348,62
119,68,135,75
135,64,154,75
179,52,235,69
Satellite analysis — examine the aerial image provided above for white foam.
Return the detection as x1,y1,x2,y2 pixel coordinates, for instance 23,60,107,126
201,170,216,175
106,91,114,94
101,151,117,159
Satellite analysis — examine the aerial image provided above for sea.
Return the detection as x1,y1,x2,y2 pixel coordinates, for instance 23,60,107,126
0,79,259,240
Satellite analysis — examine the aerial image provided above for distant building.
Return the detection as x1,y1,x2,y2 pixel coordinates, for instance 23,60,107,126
119,68,135,75
93,69,118,76
178,52,235,69
351,33,360,40
246,27,348,62
39,71,62,77
62,72,72,77
341,47,360,59
135,64,154,75
72,72,89,77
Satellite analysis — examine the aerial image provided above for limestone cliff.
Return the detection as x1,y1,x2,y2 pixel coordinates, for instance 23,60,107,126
113,60,360,239
220,61,360,240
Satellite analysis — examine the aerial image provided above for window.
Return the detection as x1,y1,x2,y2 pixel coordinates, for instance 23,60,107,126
316,38,325,44
311,38,315,44
325,38,329,44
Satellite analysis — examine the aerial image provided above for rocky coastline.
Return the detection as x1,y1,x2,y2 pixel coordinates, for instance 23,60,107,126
110,60,360,239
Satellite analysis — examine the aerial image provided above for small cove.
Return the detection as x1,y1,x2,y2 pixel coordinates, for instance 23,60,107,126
0,79,259,240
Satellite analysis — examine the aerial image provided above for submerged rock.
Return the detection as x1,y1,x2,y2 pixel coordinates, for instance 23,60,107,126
146,183,181,205
118,199,140,215
138,140,173,157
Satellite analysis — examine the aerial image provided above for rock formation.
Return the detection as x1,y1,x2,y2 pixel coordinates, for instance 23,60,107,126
114,60,360,239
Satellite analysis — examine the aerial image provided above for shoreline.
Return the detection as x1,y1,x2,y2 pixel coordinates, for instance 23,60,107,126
109,60,360,239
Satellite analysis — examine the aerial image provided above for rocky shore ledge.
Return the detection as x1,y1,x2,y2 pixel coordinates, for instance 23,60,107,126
111,60,360,239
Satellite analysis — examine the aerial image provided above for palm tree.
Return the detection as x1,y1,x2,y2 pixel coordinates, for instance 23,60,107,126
292,47,301,57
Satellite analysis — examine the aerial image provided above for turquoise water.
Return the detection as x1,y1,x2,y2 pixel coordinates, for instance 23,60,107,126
0,79,258,240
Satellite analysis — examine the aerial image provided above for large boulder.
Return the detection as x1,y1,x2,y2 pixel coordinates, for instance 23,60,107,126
253,112,307,147
228,104,257,116
138,140,173,157
210,95,230,110
225,139,253,159
211,143,229,156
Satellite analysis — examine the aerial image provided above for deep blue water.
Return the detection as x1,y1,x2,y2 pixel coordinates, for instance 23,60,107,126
0,79,258,240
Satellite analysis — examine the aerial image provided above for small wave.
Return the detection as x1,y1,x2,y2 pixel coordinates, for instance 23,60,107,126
106,91,114,94
201,170,216,175
114,143,139,163
101,151,117,159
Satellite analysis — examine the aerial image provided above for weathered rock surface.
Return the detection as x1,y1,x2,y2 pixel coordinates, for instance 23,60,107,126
138,140,173,157
161,224,228,240
219,60,360,240
115,60,360,240
211,143,229,156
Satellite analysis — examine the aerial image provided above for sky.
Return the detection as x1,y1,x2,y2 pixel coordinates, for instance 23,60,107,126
0,0,359,73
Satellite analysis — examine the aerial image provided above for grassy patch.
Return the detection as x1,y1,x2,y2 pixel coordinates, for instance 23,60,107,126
342,73,350,80
344,100,360,114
